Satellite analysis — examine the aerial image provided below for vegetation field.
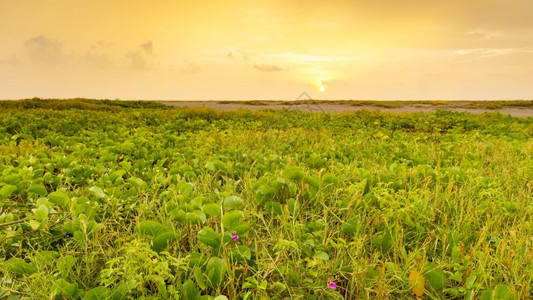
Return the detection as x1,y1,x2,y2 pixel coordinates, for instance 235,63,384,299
0,100,531,299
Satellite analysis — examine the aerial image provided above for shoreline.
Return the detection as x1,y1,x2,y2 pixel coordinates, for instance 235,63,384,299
161,101,533,117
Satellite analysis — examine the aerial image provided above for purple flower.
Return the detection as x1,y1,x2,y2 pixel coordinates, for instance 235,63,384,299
231,232,239,242
328,282,337,290
384,293,389,298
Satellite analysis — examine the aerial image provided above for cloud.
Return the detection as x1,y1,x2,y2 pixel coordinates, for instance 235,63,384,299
139,41,154,54
253,64,284,72
464,29,499,39
126,51,151,70
0,54,21,65
228,50,286,72
179,59,200,74
85,40,112,68
227,51,249,64
85,53,109,68
24,35,67,64
452,48,524,59
126,41,158,70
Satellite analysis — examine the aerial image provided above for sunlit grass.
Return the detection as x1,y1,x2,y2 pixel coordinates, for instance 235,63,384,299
0,102,531,299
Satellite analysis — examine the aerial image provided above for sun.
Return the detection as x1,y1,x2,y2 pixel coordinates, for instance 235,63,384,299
319,86,325,92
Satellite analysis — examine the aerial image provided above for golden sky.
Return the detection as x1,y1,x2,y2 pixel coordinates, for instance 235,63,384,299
1,0,532,100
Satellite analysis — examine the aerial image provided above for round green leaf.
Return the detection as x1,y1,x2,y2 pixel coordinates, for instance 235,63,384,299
0,184,18,199
182,280,200,300
285,167,305,181
202,203,221,217
222,210,244,230
152,231,178,253
88,186,105,198
223,196,243,209
28,184,48,196
135,220,167,236
83,286,109,300
206,257,226,288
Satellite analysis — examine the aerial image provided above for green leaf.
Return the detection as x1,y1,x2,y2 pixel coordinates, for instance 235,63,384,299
341,219,358,237
3,258,36,275
206,257,226,288
285,167,305,181
314,251,329,260
372,229,393,252
322,173,339,185
29,219,41,230
83,287,109,300
424,263,447,291
135,220,168,236
34,251,60,267
182,279,200,300
385,262,399,274
287,198,299,215
222,210,244,230
303,175,320,189
381,230,393,252
28,184,48,196
451,246,461,261
88,186,105,198
54,279,81,297
186,211,206,225
242,282,256,289
444,288,462,297
480,285,516,300
494,284,516,300
109,283,127,300
57,255,78,277
214,296,229,300
3,174,21,185
0,184,18,199
229,245,251,262
465,290,474,300
265,202,282,216
119,161,131,171
465,275,477,289
194,267,207,290
271,281,287,292
127,177,146,188
480,290,494,300
231,222,251,235
151,231,178,253
48,191,70,208
197,227,222,252
259,280,268,290
171,209,186,223
273,239,299,252
202,203,221,217
223,196,243,209
205,162,216,172
34,204,49,222
73,230,85,242
449,271,463,282
287,271,301,285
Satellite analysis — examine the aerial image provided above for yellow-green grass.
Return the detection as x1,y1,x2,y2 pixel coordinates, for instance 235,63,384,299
0,102,531,299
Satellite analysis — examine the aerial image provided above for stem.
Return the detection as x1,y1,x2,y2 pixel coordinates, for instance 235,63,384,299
0,218,27,228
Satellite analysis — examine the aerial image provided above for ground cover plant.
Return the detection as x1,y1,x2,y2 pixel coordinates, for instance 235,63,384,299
0,100,531,299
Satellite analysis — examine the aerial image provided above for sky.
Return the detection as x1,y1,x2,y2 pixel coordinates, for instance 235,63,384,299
1,0,532,100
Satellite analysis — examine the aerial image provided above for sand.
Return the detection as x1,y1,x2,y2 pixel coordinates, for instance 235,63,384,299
161,101,533,118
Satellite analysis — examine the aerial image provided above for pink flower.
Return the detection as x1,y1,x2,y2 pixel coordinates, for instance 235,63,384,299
231,232,239,242
328,282,337,290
